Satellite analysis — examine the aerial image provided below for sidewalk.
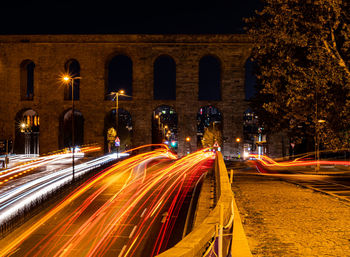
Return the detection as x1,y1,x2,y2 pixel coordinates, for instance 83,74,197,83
231,168,350,257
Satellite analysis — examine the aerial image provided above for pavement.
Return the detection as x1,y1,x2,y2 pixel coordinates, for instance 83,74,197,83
230,166,350,257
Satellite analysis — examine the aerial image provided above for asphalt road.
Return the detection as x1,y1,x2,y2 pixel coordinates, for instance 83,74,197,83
0,148,214,257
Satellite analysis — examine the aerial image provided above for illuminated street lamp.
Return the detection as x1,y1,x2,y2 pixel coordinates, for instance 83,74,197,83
315,119,326,173
62,74,81,181
185,136,191,155
163,125,168,140
155,114,161,129
20,122,27,132
166,130,171,140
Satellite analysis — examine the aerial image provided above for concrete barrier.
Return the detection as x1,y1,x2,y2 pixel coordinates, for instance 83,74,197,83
156,152,234,257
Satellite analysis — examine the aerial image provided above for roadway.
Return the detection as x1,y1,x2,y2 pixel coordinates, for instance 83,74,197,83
0,148,215,257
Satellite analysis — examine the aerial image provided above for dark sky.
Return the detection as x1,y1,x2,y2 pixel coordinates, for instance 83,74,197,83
1,1,262,34
2,1,261,99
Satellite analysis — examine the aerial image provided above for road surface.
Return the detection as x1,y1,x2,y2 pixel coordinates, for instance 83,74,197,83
0,148,215,257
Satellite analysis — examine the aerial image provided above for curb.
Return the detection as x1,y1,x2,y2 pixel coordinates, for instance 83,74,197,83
231,197,253,257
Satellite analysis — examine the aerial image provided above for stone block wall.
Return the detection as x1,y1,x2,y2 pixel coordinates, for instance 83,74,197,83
0,34,252,157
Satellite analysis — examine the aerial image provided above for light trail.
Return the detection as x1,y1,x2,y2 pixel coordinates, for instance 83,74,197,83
0,146,215,257
250,153,350,168
0,152,127,226
0,146,101,186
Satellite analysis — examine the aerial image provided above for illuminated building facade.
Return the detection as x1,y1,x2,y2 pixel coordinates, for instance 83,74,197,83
0,34,256,157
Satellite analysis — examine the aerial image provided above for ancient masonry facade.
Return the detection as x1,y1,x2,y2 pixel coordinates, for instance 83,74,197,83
0,34,256,157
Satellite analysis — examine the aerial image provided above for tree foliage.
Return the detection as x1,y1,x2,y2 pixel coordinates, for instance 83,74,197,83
245,0,350,149
201,123,222,148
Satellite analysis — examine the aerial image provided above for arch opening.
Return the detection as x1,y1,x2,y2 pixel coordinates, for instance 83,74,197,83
59,109,84,149
106,55,133,100
20,60,35,101
244,58,257,100
152,106,178,152
198,55,221,101
104,108,133,153
14,109,40,155
153,55,176,100
197,106,222,149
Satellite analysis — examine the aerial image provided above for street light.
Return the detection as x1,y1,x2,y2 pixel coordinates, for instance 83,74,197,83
62,74,81,181
163,125,169,140
155,114,162,128
315,119,326,173
315,82,326,173
110,90,130,157
185,137,191,155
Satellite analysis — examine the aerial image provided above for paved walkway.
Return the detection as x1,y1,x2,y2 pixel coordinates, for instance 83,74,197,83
231,168,350,257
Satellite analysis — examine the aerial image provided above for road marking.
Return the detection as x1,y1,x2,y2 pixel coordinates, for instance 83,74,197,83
129,225,137,238
59,243,73,257
161,212,168,223
150,200,163,217
140,208,147,217
118,245,127,257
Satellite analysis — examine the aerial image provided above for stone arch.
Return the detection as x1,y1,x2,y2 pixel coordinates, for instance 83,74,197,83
153,55,176,100
58,109,84,149
197,105,223,149
198,55,221,101
64,59,80,100
105,54,133,100
20,59,35,101
104,108,133,153
14,108,40,155
244,57,257,100
152,105,178,151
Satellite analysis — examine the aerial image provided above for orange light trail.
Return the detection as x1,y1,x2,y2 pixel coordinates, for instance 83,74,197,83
0,145,101,186
250,154,350,168
0,147,214,257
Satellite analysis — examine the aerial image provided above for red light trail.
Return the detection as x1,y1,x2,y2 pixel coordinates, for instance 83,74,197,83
0,146,214,257
250,153,350,172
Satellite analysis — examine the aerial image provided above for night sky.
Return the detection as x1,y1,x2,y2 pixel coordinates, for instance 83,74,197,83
1,1,262,34
2,1,261,99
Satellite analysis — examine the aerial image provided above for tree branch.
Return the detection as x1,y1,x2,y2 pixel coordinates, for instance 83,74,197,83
323,39,350,78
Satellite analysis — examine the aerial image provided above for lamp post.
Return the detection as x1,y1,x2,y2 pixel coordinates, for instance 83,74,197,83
163,125,168,141
155,114,160,129
62,75,81,181
315,83,326,173
110,90,130,157
154,114,162,142
315,119,326,173
185,136,191,155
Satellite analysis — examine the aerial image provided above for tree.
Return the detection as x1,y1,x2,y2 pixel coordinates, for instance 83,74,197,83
201,123,222,148
245,0,350,150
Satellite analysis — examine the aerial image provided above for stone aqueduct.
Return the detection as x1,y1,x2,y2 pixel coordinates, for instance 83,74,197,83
0,34,253,157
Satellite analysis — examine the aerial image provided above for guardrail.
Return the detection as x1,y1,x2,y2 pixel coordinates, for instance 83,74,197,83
156,152,234,257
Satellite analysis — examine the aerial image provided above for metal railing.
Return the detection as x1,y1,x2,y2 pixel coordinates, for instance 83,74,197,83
156,152,234,257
